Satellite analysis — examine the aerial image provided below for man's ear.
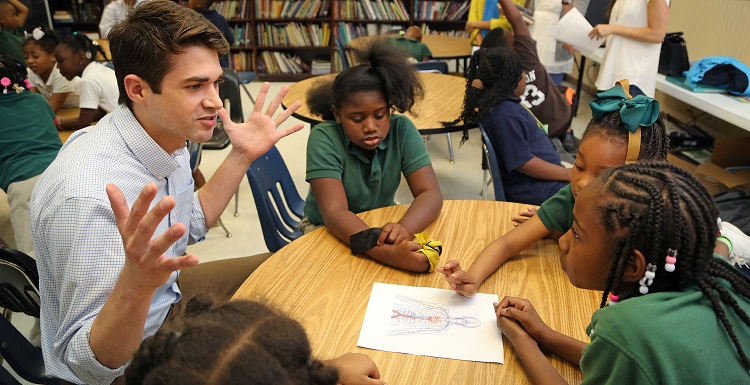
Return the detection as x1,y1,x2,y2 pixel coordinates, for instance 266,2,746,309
622,249,647,283
123,74,148,104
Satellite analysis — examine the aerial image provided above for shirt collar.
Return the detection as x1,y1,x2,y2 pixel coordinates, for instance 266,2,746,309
112,105,185,180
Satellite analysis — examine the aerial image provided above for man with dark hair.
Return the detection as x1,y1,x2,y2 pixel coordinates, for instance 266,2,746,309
30,1,308,384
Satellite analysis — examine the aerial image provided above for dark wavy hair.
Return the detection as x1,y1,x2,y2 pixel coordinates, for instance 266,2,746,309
58,32,108,63
582,111,669,162
0,55,28,92
125,295,339,385
307,37,424,121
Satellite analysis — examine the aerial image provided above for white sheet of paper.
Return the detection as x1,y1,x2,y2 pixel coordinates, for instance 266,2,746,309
357,283,503,363
549,8,605,55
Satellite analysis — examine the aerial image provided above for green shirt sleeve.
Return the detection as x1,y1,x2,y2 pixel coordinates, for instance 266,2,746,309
305,121,345,181
537,184,574,233
394,115,431,176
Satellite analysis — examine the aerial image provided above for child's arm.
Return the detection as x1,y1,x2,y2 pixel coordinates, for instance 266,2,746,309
494,301,570,385
378,165,442,245
438,215,550,296
311,178,429,272
7,0,28,26
56,108,105,130
589,0,669,44
515,157,572,182
47,92,72,113
498,0,529,37
497,296,587,366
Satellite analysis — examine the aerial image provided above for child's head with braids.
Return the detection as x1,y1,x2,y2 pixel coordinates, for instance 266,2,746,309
23,26,61,80
0,54,30,94
125,295,339,385
561,161,750,372
307,38,423,151
449,47,524,141
569,83,669,200
55,33,108,81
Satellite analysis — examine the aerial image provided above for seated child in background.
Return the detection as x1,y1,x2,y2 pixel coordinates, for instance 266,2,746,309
0,55,62,255
54,33,118,130
0,0,28,65
452,46,570,206
494,161,750,384
481,0,575,148
389,26,432,62
304,39,443,273
186,0,234,68
126,295,385,385
23,26,80,112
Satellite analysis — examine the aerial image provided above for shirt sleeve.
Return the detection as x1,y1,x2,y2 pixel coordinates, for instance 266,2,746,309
395,116,432,176
537,184,575,233
513,35,541,69
52,71,79,94
190,190,208,244
486,107,535,172
43,197,128,385
306,124,345,181
580,330,656,385
78,77,101,111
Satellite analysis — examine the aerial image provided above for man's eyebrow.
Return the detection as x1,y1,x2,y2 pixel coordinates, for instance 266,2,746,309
184,74,224,83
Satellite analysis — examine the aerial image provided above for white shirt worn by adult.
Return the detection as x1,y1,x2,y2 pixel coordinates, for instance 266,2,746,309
98,0,130,38
595,0,670,97
79,61,119,113
26,64,81,109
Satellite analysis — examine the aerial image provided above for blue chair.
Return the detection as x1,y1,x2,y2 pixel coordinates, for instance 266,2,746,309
0,246,60,385
479,123,506,201
245,146,304,252
414,60,448,74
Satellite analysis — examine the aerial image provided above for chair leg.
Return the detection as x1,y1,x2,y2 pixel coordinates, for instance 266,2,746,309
446,132,455,163
216,218,232,238
241,84,255,104
234,187,239,217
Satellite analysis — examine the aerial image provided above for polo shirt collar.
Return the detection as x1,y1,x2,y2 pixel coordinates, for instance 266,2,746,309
112,105,185,180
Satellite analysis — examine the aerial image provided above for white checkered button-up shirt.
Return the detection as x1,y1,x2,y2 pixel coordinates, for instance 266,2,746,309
30,105,209,385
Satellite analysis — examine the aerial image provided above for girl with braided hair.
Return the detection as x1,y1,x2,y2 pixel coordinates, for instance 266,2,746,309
451,46,571,206
53,32,118,130
494,161,750,384
125,295,384,385
303,38,443,273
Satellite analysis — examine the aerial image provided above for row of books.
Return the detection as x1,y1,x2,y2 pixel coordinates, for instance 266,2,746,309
312,58,333,75
255,0,331,19
212,0,249,19
256,22,331,47
258,51,313,74
227,52,254,71
229,24,254,47
335,22,402,45
413,1,469,21
332,0,410,21
420,24,470,38
54,0,101,23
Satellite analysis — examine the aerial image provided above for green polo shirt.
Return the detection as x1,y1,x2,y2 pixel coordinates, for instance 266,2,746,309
537,184,574,233
0,27,26,65
304,114,431,226
0,92,61,190
580,269,750,384
389,36,432,62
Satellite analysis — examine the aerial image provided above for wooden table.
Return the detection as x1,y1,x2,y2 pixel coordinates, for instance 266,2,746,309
233,200,601,385
281,72,467,135
350,34,473,69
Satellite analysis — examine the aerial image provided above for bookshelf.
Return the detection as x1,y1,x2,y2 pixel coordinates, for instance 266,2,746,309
47,0,105,38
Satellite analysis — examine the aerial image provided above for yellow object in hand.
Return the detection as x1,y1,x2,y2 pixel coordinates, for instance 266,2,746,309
415,232,443,272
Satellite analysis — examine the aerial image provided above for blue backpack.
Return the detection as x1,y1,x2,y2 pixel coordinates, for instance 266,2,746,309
684,56,750,96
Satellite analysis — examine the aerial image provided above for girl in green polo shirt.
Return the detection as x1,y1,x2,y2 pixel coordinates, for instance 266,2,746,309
494,162,750,384
303,39,443,273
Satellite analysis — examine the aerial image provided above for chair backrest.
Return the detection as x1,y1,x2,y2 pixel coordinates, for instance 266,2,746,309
204,68,243,150
479,123,507,201
245,146,305,252
187,141,203,172
0,246,59,384
414,60,448,74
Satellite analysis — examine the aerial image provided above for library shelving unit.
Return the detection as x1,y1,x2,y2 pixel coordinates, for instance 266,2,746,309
47,0,105,39
213,0,470,81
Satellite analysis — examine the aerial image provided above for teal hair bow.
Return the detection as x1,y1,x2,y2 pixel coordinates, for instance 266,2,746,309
589,86,660,133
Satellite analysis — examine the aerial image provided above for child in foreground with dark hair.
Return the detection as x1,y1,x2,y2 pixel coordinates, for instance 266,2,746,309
452,46,570,206
23,26,80,112
126,295,385,385
304,39,443,273
439,82,669,297
54,33,117,130
494,161,750,384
